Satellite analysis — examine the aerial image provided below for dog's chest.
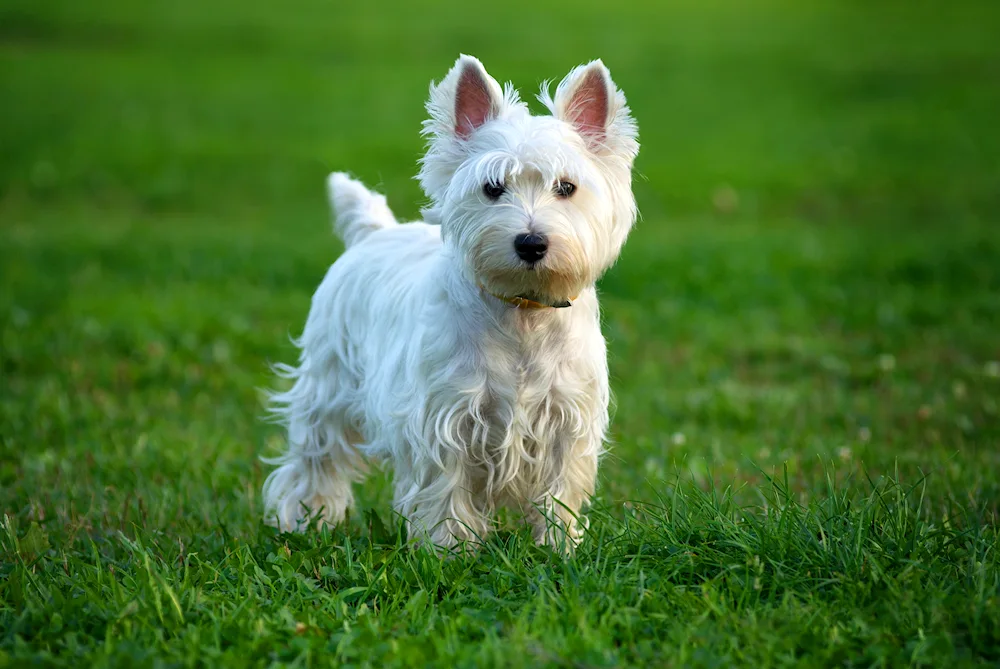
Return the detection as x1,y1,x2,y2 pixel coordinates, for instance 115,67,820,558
416,309,605,494
477,344,589,448
455,345,595,500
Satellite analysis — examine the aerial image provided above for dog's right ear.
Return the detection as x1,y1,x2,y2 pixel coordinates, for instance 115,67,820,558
419,56,521,212
425,55,506,140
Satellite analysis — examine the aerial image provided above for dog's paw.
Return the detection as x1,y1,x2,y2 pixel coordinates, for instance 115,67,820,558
266,495,352,533
533,517,586,555
262,462,354,532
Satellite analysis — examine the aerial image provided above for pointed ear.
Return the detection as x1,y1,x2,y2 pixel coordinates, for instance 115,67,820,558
547,60,638,159
426,55,505,140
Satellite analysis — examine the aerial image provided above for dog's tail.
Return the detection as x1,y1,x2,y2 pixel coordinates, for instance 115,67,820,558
327,172,398,247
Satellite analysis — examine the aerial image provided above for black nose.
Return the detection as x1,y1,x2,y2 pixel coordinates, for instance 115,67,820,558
514,233,548,263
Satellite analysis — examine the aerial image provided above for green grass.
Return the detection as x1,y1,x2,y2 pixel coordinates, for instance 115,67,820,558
2,0,999,665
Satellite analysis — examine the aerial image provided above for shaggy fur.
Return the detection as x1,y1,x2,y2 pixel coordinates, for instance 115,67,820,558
262,55,639,551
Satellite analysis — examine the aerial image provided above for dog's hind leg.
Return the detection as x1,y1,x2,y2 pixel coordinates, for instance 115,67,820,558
262,363,367,533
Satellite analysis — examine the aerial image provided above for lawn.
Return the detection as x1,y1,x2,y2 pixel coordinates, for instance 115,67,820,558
2,0,999,665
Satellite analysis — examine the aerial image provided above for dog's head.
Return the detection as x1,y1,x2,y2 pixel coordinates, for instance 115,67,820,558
418,55,639,306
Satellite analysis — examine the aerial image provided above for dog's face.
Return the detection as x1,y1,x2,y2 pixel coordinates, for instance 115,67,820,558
419,56,639,305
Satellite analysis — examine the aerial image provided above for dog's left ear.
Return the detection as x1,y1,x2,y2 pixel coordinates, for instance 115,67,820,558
546,60,638,162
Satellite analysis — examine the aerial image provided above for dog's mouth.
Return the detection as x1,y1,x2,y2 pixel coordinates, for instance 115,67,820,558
478,268,582,309
471,236,588,308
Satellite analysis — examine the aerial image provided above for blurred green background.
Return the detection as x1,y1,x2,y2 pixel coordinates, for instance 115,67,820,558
2,0,1000,664
2,0,999,537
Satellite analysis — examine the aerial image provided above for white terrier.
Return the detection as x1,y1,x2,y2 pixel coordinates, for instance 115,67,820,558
262,55,639,551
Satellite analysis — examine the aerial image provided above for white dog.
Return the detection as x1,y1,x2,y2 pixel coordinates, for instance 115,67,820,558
262,55,639,551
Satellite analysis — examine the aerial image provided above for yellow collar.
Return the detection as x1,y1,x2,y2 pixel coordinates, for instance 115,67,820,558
480,286,576,309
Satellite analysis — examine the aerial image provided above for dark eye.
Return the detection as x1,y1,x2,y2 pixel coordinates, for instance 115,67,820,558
483,181,506,200
554,180,577,198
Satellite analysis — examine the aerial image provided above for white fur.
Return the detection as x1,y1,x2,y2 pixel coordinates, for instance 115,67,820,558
262,55,639,552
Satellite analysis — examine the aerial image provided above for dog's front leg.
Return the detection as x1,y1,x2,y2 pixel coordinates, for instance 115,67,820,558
531,439,600,552
395,459,489,553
